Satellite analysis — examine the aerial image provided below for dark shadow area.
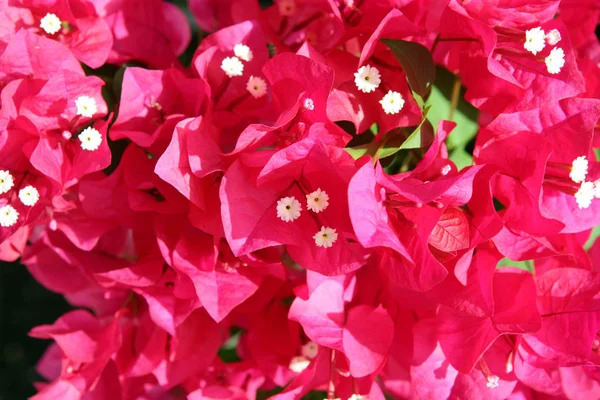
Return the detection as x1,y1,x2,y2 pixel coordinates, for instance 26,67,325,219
0,260,70,400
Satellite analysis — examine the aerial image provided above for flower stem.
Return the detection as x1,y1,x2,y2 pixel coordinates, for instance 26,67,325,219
449,75,461,122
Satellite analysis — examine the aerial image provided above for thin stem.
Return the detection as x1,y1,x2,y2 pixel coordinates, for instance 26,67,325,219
449,75,461,122
327,350,336,399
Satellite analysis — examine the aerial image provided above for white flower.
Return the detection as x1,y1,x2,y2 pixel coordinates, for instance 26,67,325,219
379,90,405,115
546,29,562,45
349,395,367,400
545,47,565,74
570,156,588,183
301,341,318,359
75,95,97,118
78,127,102,151
306,188,329,213
0,205,18,227
40,13,62,35
289,356,310,373
62,130,72,140
524,27,546,55
19,186,40,206
246,76,268,98
486,375,500,389
234,44,253,62
354,65,381,93
278,0,296,16
277,196,302,222
221,56,244,77
313,226,338,248
0,170,14,194
575,181,595,209
303,98,314,110
594,180,600,199
441,164,452,176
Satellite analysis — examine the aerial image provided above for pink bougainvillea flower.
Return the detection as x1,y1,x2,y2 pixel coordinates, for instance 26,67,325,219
110,67,209,155
5,0,113,68
29,310,121,396
476,99,600,234
0,29,82,82
221,138,366,276
95,0,190,69
326,10,424,135
348,122,490,291
261,0,344,53
193,20,270,115
438,264,541,372
189,0,260,33
430,3,585,116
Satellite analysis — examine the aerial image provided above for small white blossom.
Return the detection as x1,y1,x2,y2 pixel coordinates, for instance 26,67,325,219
301,341,318,359
221,56,244,77
486,375,500,389
313,226,338,248
19,186,39,206
524,27,546,55
349,395,367,400
306,188,329,213
0,205,18,227
546,29,562,45
234,43,253,62
354,65,381,93
441,164,452,176
78,127,102,151
0,170,14,194
40,13,62,35
75,95,97,118
303,98,314,110
570,156,588,183
277,196,302,222
62,130,72,140
278,0,296,16
246,76,268,98
380,90,405,115
545,47,565,74
594,180,600,199
575,181,595,209
289,356,310,373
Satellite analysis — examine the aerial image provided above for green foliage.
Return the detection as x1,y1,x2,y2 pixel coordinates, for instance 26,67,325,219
381,39,436,100
497,258,535,274
426,67,479,170
377,106,432,159
218,328,243,363
585,225,600,250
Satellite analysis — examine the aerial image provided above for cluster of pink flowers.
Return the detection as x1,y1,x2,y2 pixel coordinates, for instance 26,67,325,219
1,0,600,399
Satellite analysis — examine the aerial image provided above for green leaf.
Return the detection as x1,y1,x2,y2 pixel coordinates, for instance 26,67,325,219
218,329,242,363
369,123,379,135
585,225,600,250
345,142,376,160
381,39,436,98
377,106,431,159
496,258,535,274
449,148,473,170
425,67,479,170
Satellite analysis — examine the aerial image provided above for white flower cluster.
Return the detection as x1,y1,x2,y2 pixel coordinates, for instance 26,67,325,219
524,27,565,74
0,170,41,227
220,43,270,99
354,65,405,115
569,156,600,209
276,188,338,247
